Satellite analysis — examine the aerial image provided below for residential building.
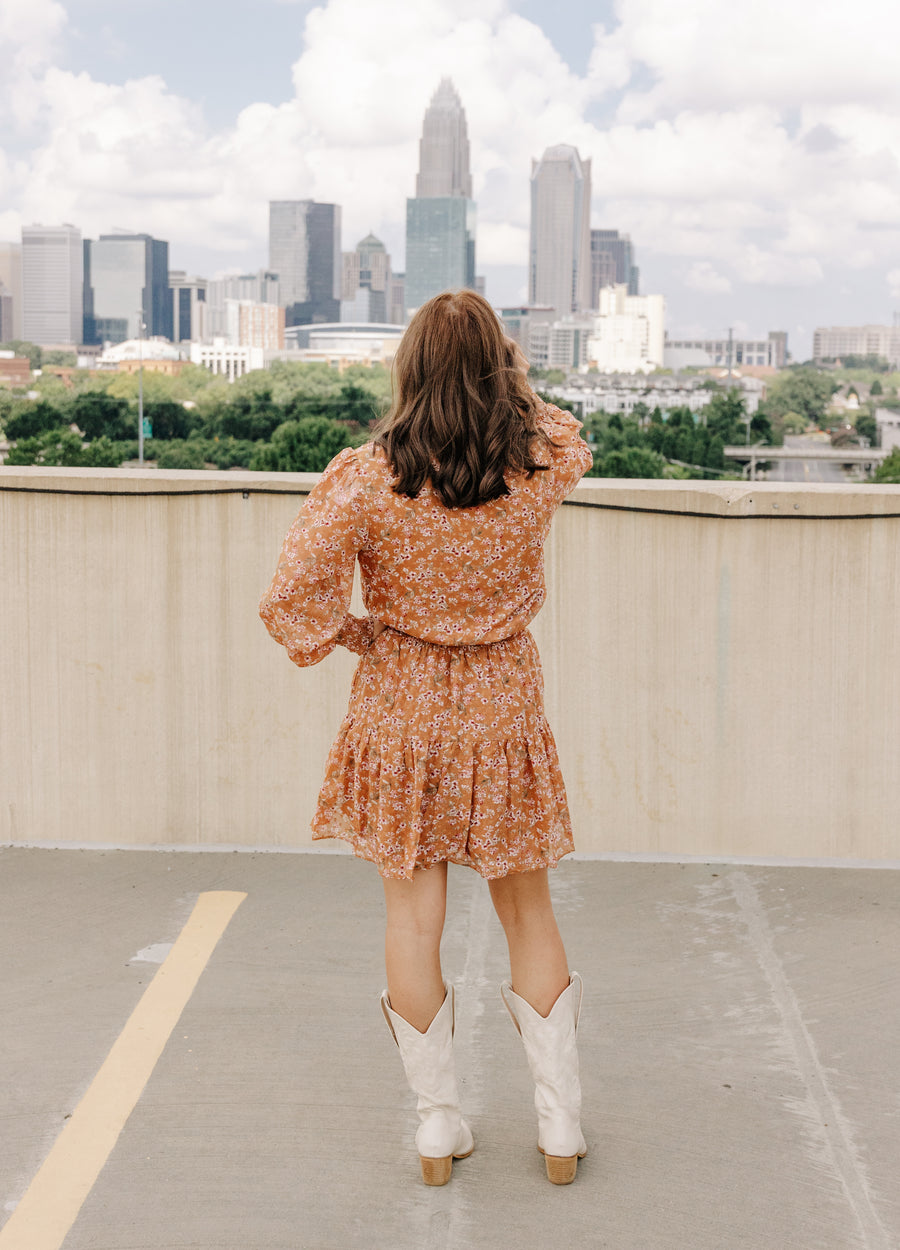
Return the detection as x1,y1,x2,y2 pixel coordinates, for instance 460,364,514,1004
341,234,391,323
529,145,591,315
544,372,762,418
586,285,665,373
83,233,172,346
405,79,477,313
22,224,84,346
875,408,900,453
0,242,23,339
590,230,638,304
204,270,279,339
665,331,788,371
0,349,31,385
268,201,341,326
813,325,900,367
224,299,284,351
169,271,208,343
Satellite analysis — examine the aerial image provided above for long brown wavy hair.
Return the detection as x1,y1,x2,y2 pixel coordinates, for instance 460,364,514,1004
373,289,553,508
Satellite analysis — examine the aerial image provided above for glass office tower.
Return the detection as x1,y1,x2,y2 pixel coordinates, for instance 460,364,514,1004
404,79,476,317
268,201,341,327
83,234,172,345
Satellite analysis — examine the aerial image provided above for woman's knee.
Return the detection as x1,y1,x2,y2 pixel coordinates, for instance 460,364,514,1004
488,868,554,933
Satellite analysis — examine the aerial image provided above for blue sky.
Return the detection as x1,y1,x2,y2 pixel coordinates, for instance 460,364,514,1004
3,0,900,358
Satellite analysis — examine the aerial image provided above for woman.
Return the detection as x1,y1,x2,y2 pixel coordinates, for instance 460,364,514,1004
259,290,593,1186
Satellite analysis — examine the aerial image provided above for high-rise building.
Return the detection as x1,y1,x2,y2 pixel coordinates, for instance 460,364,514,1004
813,324,900,367
388,273,406,326
169,271,208,343
341,234,391,323
415,78,473,199
83,233,172,345
0,242,24,340
205,270,279,339
224,299,284,350
590,230,639,304
22,224,84,346
405,80,477,314
585,284,665,373
529,146,591,315
268,201,341,327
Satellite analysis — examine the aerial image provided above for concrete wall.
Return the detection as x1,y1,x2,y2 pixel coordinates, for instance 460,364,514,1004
2,468,900,861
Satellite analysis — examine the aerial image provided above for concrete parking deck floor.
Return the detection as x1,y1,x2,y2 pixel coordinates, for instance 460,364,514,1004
2,847,898,1250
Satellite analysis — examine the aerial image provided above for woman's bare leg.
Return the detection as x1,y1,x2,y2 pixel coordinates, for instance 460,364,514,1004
382,861,448,1032
488,868,569,1016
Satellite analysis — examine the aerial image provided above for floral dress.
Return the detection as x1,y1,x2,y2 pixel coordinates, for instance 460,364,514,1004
259,401,593,880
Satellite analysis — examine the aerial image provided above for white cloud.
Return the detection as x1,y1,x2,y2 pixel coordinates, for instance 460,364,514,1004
685,262,731,295
2,0,900,322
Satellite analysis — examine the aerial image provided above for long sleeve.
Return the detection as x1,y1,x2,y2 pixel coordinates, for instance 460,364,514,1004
538,401,594,504
259,447,371,667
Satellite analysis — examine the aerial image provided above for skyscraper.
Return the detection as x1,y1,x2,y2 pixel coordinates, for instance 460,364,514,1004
405,79,476,314
342,233,392,323
83,233,172,345
591,229,639,303
528,146,591,315
22,225,84,346
269,201,341,326
169,271,208,343
0,242,23,340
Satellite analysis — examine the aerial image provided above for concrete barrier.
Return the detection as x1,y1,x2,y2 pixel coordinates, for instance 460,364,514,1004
2,467,900,861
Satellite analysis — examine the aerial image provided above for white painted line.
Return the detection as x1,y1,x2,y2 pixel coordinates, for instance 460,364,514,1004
0,890,246,1250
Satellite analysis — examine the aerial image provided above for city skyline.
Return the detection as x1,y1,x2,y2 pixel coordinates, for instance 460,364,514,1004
2,0,900,357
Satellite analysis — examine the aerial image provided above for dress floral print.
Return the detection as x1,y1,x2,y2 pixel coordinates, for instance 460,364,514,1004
259,401,593,880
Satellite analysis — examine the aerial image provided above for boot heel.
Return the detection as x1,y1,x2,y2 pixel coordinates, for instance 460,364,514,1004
420,1155,453,1186
544,1153,579,1185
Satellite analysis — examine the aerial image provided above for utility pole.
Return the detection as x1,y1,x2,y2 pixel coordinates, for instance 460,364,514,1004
137,311,145,465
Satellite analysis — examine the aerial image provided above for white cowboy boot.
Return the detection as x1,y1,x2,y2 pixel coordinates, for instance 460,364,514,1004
501,972,587,1184
381,982,475,1185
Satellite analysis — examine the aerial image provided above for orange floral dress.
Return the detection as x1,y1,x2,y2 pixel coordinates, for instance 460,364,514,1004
259,401,592,880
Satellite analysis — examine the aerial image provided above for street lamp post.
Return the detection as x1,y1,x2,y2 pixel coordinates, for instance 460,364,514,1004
137,312,146,464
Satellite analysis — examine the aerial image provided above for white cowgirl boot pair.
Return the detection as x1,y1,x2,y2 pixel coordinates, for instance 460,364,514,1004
380,982,475,1186
501,972,587,1185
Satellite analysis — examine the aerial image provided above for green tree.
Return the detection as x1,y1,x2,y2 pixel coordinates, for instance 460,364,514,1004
43,350,78,367
765,369,837,428
873,448,900,483
69,392,133,440
216,387,284,441
143,399,191,441
870,378,883,396
250,417,361,472
594,446,666,478
0,340,42,369
704,390,748,443
855,413,878,444
5,400,68,441
82,436,126,468
157,441,209,469
780,411,807,435
6,428,85,466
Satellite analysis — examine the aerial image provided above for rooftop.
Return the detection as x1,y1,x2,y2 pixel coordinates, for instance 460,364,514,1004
2,847,897,1248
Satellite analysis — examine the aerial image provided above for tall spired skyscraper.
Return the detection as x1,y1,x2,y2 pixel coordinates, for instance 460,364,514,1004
529,145,592,315
405,79,476,315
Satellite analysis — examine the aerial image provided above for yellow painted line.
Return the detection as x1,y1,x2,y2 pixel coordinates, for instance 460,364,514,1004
0,890,246,1250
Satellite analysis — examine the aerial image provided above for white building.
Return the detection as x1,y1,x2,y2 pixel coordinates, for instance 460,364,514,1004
544,373,762,418
281,322,404,366
665,331,788,370
875,408,900,453
21,224,83,346
586,285,665,373
190,340,265,382
813,325,900,367
96,338,185,368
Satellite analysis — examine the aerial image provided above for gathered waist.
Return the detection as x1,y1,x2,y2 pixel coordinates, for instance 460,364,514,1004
377,625,530,653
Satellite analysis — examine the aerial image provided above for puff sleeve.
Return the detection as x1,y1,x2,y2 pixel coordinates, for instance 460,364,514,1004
259,447,372,667
537,401,594,504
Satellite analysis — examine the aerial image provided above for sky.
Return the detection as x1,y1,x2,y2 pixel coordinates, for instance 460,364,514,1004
2,0,900,359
